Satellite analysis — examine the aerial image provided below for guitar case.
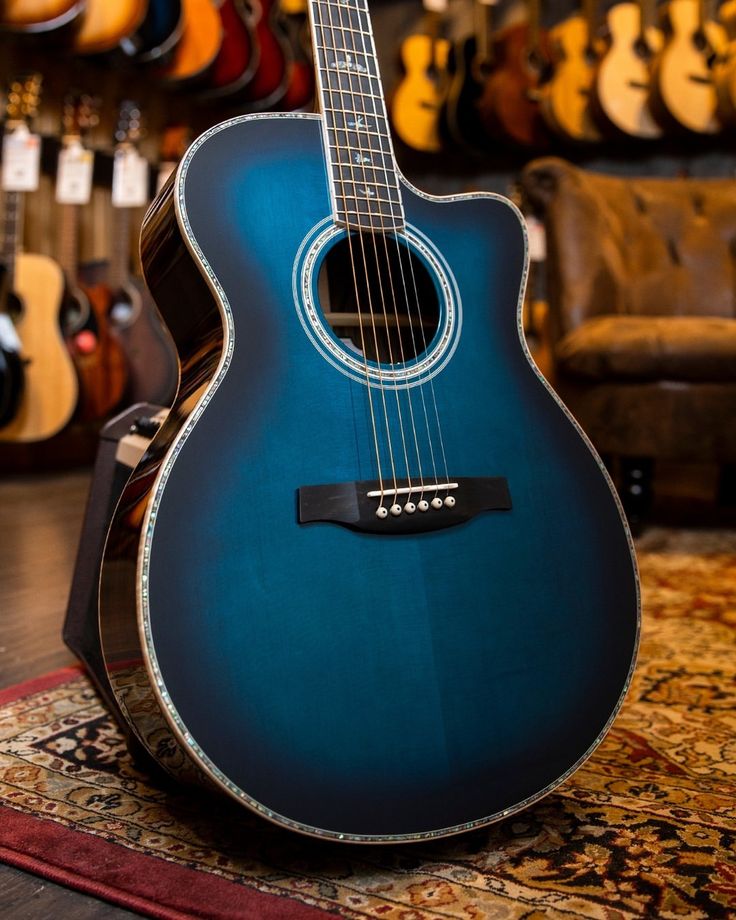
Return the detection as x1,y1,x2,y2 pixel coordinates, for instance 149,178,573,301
63,402,166,771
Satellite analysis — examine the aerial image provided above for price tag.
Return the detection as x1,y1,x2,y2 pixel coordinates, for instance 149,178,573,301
112,147,149,207
0,315,22,353
2,125,42,192
525,215,547,262
56,142,94,204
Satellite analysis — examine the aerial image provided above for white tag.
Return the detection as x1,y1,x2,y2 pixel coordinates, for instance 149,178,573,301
56,142,94,204
2,126,41,192
0,314,21,353
156,159,177,194
112,147,149,207
525,215,547,262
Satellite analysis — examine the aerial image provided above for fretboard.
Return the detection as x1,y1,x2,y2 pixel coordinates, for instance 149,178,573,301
0,191,23,295
310,0,404,232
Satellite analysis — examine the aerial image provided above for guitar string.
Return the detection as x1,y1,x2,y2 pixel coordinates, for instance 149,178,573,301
314,0,402,507
311,0,390,507
328,0,420,506
348,2,450,501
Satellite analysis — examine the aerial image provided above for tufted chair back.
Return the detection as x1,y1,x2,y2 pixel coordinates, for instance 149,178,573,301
521,158,736,345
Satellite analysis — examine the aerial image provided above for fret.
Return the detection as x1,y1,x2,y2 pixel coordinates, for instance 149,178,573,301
310,0,404,231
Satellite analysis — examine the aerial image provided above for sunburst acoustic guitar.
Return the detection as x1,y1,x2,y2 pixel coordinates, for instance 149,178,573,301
592,0,663,138
98,0,639,843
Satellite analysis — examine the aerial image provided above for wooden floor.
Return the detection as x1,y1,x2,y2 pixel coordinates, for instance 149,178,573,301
0,469,141,919
0,464,735,918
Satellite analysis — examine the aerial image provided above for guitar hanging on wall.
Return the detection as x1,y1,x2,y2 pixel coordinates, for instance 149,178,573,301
99,0,640,843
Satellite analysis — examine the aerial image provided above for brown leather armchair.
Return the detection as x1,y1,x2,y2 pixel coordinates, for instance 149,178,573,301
520,157,736,525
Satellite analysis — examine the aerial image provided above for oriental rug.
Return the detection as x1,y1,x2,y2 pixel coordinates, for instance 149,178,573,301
1,546,735,919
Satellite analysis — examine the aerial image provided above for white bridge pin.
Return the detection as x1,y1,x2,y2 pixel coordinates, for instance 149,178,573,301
431,497,443,510
444,495,456,508
376,506,389,519
404,501,416,514
390,503,402,516
418,500,429,512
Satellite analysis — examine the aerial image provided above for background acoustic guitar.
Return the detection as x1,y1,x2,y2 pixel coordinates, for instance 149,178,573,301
390,0,451,153
239,0,292,110
442,0,496,154
592,0,663,138
279,0,315,112
0,260,25,430
159,0,223,85
478,0,553,148
713,0,736,126
119,0,184,65
99,0,639,843
199,0,259,99
74,0,149,56
539,0,604,142
57,93,129,424
649,0,727,133
106,103,178,408
0,0,85,33
0,74,78,443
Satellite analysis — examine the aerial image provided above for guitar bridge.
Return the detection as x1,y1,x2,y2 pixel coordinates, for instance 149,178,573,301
298,477,511,535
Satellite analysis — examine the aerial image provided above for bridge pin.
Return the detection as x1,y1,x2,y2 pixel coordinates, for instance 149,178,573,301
375,506,389,519
404,501,416,514
390,503,402,516
431,497,443,509
444,495,456,508
418,500,429,512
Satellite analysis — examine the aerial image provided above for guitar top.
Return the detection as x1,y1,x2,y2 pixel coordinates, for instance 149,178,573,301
649,0,727,133
239,0,292,109
201,0,259,98
0,0,84,32
74,0,149,55
592,1,663,138
391,9,451,153
159,0,223,84
121,0,185,64
99,0,639,843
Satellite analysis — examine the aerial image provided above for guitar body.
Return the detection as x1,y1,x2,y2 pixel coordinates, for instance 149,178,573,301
713,0,736,126
441,36,490,154
122,0,184,64
240,0,292,110
74,0,149,55
391,33,451,153
0,0,84,32
99,114,639,842
0,253,77,443
279,6,315,111
649,0,727,133
160,0,222,84
67,283,128,422
108,280,179,407
539,15,603,142
592,3,663,138
479,23,552,148
200,0,258,98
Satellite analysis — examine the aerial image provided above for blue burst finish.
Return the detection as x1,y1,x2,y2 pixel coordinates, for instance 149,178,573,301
100,113,641,842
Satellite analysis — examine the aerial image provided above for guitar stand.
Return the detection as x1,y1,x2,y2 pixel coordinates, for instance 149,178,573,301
63,401,166,774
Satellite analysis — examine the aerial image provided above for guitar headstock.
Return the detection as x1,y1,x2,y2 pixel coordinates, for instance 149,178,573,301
3,72,43,130
62,92,100,144
114,100,144,149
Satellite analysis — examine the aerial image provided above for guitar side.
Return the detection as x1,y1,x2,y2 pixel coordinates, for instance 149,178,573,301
0,253,78,443
99,113,639,842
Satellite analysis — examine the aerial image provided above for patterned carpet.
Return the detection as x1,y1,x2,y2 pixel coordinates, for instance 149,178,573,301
1,536,735,919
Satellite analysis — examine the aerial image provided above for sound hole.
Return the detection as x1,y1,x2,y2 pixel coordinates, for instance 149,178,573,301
317,232,441,366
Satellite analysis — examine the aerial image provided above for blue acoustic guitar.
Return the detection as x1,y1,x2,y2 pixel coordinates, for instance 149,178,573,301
99,0,640,843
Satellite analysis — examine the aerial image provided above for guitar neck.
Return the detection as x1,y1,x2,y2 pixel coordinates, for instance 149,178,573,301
309,0,404,232
1,190,23,295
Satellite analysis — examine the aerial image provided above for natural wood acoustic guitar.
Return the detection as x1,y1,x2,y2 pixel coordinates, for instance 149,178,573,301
73,0,148,55
159,0,223,85
649,0,727,133
0,0,84,32
713,0,736,126
0,75,78,443
592,0,663,138
390,0,452,153
539,0,604,142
